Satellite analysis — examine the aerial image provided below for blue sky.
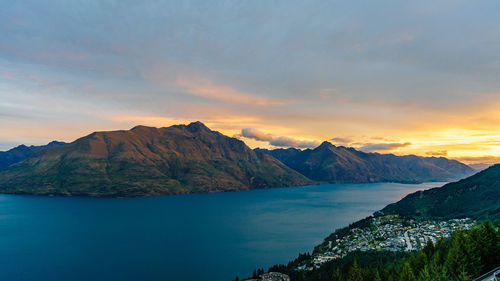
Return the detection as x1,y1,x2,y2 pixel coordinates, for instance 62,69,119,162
1,0,500,163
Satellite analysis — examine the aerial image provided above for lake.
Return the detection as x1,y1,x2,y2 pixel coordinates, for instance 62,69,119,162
0,182,443,281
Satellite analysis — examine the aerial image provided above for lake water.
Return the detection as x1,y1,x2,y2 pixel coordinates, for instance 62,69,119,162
0,182,443,281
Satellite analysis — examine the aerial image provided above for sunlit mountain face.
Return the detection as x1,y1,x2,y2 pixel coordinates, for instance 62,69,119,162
1,1,500,166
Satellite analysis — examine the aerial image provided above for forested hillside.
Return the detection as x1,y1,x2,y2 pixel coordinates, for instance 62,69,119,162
241,220,500,281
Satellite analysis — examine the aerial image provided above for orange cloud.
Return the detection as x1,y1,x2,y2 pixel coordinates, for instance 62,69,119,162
453,156,500,165
359,142,411,152
425,150,448,156
176,76,291,106
240,127,320,148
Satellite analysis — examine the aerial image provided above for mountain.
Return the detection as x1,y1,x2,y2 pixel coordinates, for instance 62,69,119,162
256,141,474,184
0,141,66,171
0,122,312,197
380,164,500,220
469,163,494,171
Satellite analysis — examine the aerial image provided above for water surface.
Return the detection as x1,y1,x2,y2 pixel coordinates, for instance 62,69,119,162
0,182,443,281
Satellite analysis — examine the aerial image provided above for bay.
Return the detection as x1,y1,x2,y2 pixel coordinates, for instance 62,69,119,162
0,182,443,281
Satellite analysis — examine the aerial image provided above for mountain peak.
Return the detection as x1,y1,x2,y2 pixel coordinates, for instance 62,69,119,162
317,141,334,149
15,144,29,149
47,141,66,146
259,143,474,184
131,125,154,131
186,121,210,132
0,122,312,196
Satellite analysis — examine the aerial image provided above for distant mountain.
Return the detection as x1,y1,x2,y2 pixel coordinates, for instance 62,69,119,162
469,163,494,171
0,122,312,197
380,164,500,220
0,141,66,171
256,141,474,184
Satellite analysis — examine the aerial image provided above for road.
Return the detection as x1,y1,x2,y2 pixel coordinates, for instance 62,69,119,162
404,231,413,251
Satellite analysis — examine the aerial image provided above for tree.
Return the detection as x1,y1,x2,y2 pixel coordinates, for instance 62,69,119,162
346,258,363,281
445,230,469,278
398,262,416,281
477,219,500,271
456,269,473,281
417,265,432,281
409,251,428,274
373,269,382,281
330,270,342,281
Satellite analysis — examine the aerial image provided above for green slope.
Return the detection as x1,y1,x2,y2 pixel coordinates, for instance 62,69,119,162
380,164,500,220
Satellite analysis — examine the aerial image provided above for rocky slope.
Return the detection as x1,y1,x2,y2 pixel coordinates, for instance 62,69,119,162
256,142,474,184
0,122,312,197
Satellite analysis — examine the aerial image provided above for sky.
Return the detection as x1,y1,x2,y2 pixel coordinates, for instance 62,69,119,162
1,0,500,164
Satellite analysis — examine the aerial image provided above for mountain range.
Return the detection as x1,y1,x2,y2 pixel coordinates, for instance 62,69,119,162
380,163,500,220
0,122,476,197
0,122,311,196
0,141,66,171
256,142,474,184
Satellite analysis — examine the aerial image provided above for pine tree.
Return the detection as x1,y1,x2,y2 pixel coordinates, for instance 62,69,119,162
346,258,363,281
330,269,342,281
398,262,416,281
456,269,472,281
422,240,435,259
417,265,432,281
373,269,382,281
438,265,450,281
410,251,428,274
477,219,500,271
444,230,469,279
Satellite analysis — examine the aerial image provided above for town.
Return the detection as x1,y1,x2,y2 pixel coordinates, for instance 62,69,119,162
297,215,474,271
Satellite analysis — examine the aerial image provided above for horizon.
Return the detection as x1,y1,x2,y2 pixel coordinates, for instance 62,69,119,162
0,120,493,165
2,1,500,164
2,3,500,281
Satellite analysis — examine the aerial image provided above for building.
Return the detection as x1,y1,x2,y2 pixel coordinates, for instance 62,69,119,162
260,272,291,281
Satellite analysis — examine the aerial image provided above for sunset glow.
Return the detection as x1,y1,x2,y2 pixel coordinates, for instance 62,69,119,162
1,1,500,165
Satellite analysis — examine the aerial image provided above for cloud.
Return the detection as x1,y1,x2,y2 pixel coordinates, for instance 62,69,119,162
453,155,500,165
1,0,500,163
330,137,353,145
270,136,320,149
241,128,274,142
240,128,319,148
359,142,411,152
175,76,290,107
425,150,448,156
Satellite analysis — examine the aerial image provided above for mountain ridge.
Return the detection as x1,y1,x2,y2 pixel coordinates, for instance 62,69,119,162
0,124,477,197
0,122,312,197
380,163,500,220
0,141,66,171
256,141,474,184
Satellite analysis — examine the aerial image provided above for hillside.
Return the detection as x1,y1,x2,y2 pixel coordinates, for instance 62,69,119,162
243,221,500,281
380,164,500,220
0,141,66,170
0,122,312,197
256,142,474,184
